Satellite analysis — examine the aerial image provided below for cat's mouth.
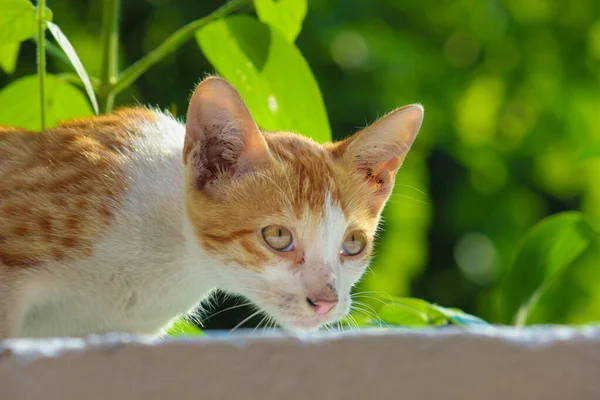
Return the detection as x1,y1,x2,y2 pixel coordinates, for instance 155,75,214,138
242,290,350,332
258,297,351,332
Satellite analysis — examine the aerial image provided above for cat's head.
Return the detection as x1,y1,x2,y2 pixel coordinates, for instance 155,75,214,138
183,77,423,331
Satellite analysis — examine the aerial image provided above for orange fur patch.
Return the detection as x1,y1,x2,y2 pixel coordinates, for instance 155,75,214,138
0,108,155,267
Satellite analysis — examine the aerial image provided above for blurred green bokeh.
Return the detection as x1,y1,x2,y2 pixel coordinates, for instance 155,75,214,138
2,0,600,329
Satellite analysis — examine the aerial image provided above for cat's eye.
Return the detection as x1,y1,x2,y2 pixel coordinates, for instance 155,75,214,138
341,231,367,256
262,225,294,251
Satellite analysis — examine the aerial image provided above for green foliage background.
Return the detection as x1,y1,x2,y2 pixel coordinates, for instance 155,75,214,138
2,0,600,331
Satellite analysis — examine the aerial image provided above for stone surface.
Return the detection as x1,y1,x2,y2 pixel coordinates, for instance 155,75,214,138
1,326,600,399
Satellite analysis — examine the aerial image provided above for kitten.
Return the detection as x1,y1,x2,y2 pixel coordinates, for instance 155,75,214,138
0,77,423,338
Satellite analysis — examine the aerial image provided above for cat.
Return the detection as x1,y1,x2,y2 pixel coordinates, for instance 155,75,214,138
0,76,423,338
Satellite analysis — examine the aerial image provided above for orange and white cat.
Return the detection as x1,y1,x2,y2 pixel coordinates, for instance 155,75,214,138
0,77,423,338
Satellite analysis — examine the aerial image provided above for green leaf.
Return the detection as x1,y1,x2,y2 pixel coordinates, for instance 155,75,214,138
502,212,598,325
352,294,488,328
0,42,20,74
377,297,448,327
197,15,331,143
0,74,93,130
46,22,99,115
165,318,204,337
577,142,600,162
340,312,378,328
523,239,600,325
0,0,37,46
375,297,449,327
378,303,430,327
431,306,490,326
0,0,52,74
254,0,307,42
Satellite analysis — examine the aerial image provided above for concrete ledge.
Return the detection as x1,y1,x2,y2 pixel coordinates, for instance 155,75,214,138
2,326,600,399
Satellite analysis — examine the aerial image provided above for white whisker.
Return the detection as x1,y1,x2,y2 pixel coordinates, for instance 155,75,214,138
200,301,253,322
230,310,262,334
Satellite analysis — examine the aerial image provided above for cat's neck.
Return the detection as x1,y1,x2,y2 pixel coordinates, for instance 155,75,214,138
111,112,185,238
98,111,222,305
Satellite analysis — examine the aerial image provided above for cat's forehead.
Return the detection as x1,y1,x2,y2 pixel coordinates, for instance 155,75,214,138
261,132,373,223
264,131,329,166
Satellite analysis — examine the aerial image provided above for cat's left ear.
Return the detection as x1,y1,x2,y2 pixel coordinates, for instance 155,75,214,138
184,77,271,197
331,104,423,211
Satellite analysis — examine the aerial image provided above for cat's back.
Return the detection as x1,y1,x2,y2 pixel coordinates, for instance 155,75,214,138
0,109,148,182
0,107,180,268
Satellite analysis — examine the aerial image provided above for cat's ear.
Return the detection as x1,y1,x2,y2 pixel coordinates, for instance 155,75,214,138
184,77,270,196
332,105,423,211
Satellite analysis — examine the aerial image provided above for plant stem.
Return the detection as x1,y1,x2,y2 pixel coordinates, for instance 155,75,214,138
33,35,71,67
99,0,121,113
111,0,251,96
37,0,47,130
105,92,116,113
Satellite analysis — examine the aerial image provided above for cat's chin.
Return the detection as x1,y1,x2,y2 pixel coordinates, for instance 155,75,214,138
280,321,324,333
277,315,341,333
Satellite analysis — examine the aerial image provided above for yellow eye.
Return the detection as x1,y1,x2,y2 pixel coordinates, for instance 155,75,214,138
262,225,294,251
342,231,366,256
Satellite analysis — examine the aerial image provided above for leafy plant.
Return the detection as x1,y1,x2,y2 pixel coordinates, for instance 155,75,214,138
0,0,329,138
0,74,91,128
197,14,330,142
345,295,488,328
500,212,600,326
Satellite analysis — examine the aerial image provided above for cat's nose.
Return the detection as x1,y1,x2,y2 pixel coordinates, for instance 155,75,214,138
306,296,338,315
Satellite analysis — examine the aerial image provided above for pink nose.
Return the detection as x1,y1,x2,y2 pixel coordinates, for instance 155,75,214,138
307,297,338,315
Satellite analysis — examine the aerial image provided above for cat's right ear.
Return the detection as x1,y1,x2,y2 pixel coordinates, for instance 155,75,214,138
184,77,270,196
330,104,424,212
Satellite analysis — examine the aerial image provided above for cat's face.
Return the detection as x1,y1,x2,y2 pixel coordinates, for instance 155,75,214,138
186,133,379,330
183,77,423,331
